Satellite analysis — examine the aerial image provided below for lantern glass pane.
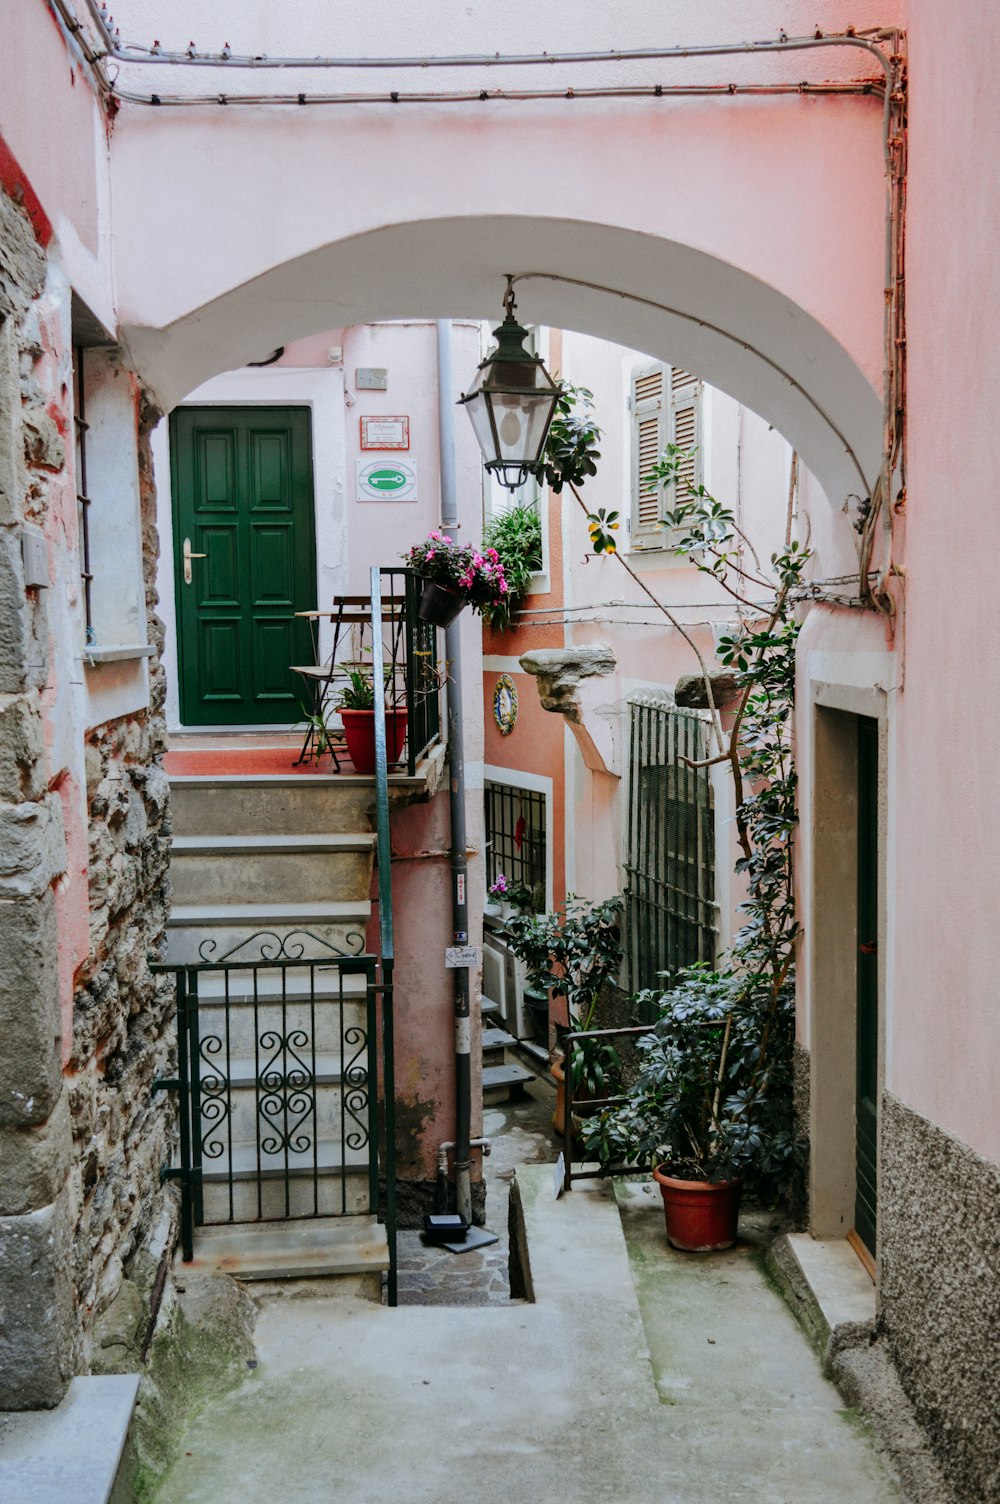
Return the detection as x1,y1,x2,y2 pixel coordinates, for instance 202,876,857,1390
463,389,498,463
492,391,553,464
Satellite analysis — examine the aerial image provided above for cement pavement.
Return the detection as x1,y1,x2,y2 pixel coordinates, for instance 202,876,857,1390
154,1159,901,1503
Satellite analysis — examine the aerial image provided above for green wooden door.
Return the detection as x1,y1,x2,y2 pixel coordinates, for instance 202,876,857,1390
855,716,879,1256
170,406,317,726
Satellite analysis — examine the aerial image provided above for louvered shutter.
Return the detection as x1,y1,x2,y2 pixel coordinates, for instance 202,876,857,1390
671,367,701,501
631,363,667,540
630,362,702,549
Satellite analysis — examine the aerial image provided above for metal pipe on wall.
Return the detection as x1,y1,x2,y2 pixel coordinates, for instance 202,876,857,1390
436,318,473,1227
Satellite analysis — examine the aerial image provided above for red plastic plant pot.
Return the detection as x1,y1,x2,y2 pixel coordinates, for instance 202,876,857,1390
652,1165,743,1252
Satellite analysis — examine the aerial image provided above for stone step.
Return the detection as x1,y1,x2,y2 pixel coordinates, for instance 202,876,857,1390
0,1374,139,1504
197,1060,371,1142
202,1136,370,1183
186,1215,390,1282
195,967,370,999
169,774,376,837
481,994,503,1023
482,1025,516,1068
194,995,369,1056
200,1140,371,1221
164,900,371,965
482,1062,534,1102
170,833,375,906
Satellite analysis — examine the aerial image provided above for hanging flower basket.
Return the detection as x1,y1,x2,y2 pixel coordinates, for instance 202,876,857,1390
404,531,509,627
418,578,466,628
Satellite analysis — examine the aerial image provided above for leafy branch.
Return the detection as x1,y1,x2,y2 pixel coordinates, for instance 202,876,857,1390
543,390,809,1200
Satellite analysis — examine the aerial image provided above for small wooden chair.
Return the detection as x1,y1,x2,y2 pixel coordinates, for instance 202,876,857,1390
291,594,406,767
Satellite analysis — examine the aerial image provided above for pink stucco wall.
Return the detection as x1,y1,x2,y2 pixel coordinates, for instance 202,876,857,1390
884,0,1000,1161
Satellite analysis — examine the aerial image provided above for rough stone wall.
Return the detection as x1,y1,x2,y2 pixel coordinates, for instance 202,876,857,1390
0,175,175,1405
879,1091,1000,1501
69,399,176,1370
0,184,78,1409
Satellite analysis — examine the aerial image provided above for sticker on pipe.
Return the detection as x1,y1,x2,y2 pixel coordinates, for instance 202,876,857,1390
357,458,418,502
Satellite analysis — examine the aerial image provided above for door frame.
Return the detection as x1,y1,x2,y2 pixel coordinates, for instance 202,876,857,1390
806,682,888,1251
158,369,348,733
169,402,319,729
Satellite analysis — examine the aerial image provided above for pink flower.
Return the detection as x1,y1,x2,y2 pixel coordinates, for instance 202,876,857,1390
426,550,435,560
499,580,508,594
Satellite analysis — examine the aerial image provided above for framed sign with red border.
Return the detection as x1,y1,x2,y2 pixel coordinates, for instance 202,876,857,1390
360,415,410,450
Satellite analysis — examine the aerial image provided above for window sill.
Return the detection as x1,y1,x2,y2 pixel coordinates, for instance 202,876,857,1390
625,543,687,568
84,643,156,667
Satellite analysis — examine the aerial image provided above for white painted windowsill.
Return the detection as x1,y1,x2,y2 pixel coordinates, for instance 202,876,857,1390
84,643,156,667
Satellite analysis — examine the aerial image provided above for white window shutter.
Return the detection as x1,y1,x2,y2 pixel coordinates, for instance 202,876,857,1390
630,362,667,542
630,362,702,548
670,368,703,506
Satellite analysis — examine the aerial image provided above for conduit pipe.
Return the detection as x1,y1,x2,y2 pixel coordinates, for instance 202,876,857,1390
74,7,896,77
436,318,474,1228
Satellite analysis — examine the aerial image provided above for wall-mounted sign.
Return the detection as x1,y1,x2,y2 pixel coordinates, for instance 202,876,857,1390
356,458,419,502
360,415,410,451
493,673,518,736
356,367,388,390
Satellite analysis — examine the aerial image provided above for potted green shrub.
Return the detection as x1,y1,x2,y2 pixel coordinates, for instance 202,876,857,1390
336,668,408,775
580,966,801,1252
506,894,623,1129
479,503,543,635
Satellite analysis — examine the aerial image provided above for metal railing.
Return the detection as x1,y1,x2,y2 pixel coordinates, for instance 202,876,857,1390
153,932,381,1257
624,701,717,1004
379,566,441,776
370,566,398,1304
560,1024,651,1193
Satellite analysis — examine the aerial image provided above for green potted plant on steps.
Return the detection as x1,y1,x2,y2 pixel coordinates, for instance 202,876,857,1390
579,965,802,1252
336,668,408,776
505,894,623,1132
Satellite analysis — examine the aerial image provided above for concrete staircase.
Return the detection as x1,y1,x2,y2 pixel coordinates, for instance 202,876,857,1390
165,772,387,1281
481,997,534,1104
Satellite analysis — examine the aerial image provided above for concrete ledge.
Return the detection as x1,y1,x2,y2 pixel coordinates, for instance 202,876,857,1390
767,1232,875,1360
0,1375,139,1504
786,1232,877,1335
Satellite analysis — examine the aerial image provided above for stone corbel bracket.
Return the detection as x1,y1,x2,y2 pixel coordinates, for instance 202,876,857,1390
518,645,617,774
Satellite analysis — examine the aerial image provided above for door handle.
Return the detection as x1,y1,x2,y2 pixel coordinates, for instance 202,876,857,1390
183,537,207,585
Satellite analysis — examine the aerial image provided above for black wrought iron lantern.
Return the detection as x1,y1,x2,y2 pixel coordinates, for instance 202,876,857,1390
459,279,561,490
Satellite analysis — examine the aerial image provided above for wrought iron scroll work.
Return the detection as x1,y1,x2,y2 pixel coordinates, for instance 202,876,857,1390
197,928,367,966
257,1028,316,1156
342,1025,371,1152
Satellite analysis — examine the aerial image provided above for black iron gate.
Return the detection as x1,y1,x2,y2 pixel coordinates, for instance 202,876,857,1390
154,931,388,1263
624,699,718,1003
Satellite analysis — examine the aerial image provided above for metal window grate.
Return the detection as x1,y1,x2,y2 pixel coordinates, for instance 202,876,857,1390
73,347,94,642
624,701,717,1007
484,781,546,899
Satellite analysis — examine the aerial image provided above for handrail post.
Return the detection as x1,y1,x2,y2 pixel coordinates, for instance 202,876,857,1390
176,970,194,1262
370,565,398,1306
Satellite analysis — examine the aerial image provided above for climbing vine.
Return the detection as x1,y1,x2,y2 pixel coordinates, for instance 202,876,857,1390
542,395,809,1198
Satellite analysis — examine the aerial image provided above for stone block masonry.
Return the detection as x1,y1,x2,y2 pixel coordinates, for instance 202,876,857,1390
0,173,175,1408
68,392,174,1371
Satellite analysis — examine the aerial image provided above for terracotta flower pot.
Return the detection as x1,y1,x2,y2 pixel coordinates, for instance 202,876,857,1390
550,1054,600,1137
652,1165,743,1252
418,579,466,628
339,708,408,775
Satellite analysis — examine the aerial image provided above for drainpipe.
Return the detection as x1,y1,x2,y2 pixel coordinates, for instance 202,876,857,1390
436,318,473,1226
